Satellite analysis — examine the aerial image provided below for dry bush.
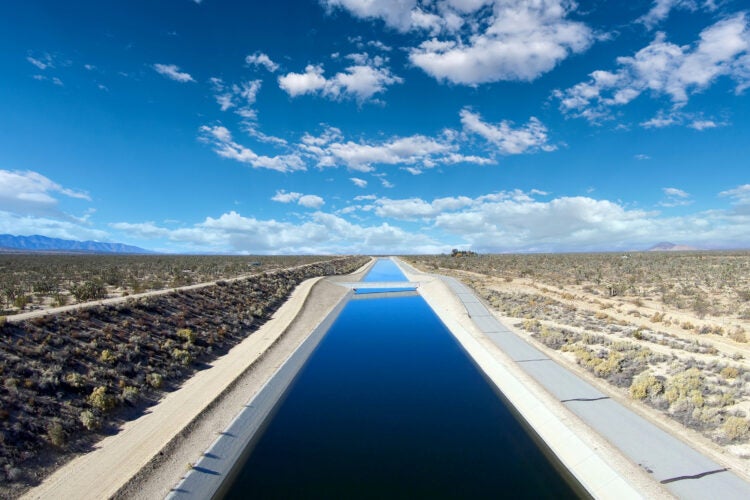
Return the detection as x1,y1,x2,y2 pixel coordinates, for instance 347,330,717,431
723,416,750,442
630,372,664,400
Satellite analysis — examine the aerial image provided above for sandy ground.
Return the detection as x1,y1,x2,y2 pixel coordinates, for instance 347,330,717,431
22,259,373,500
6,259,339,324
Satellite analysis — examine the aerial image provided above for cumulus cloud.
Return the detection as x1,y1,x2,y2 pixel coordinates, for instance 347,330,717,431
357,188,750,252
350,177,368,188
199,125,305,173
278,55,402,102
0,211,108,242
556,14,750,123
323,1,593,85
460,108,555,154
114,210,444,254
0,169,90,217
271,190,326,209
153,63,195,83
299,127,490,173
245,52,279,72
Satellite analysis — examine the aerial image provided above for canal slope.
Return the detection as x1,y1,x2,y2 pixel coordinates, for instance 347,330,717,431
24,259,374,500
396,257,750,499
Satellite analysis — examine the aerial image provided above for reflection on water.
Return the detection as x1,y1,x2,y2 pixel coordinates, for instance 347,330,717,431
224,296,579,499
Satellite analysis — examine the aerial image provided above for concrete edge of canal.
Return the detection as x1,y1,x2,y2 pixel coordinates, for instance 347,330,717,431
166,288,355,500
393,257,669,499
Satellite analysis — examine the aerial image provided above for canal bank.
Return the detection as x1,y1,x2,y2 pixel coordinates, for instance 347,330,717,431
396,258,750,499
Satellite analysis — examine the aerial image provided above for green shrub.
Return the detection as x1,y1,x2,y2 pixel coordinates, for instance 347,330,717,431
177,328,196,343
146,372,163,389
47,421,65,447
121,386,139,405
171,348,193,366
79,410,100,430
88,386,115,412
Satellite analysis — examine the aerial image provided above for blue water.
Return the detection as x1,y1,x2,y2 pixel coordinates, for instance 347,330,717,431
224,296,579,498
362,258,409,282
354,287,417,295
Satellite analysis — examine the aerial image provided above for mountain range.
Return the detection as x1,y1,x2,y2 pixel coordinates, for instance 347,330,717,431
0,234,154,254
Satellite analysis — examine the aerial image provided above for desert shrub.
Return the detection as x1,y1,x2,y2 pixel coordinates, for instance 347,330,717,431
729,327,747,343
538,326,565,349
47,421,65,447
630,372,664,400
665,368,705,408
88,386,116,412
64,372,85,388
100,349,116,363
721,366,740,379
79,410,100,430
723,416,750,442
176,328,196,343
146,372,163,389
171,348,193,366
71,280,107,302
594,352,622,378
121,386,139,405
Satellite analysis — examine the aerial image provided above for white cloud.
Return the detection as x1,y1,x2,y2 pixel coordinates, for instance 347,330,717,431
27,54,54,70
0,169,90,217
460,108,555,154
210,78,262,119
300,122,492,173
350,177,368,188
321,0,418,32
638,0,716,30
298,194,325,209
245,52,279,72
278,56,402,102
109,221,170,239
271,190,325,209
635,154,651,160
271,190,303,203
199,125,306,173
556,14,750,122
660,187,693,207
117,210,444,254
689,119,719,130
153,63,195,83
324,2,594,85
0,211,108,242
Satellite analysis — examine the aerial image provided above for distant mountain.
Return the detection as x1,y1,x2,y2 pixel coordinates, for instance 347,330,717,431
647,242,699,252
0,234,154,254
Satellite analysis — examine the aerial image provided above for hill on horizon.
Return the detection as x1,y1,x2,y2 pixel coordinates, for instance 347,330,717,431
0,234,154,254
647,242,700,252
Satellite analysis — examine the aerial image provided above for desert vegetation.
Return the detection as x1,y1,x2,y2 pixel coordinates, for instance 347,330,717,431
0,254,334,316
0,256,367,495
406,252,750,457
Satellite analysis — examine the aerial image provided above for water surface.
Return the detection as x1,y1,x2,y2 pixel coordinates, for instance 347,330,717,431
225,295,579,498
361,258,408,282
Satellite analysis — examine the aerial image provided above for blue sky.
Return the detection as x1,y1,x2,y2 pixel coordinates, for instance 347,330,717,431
1,0,749,254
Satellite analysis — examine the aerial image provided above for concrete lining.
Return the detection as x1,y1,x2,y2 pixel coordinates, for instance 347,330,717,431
395,258,750,499
166,289,353,500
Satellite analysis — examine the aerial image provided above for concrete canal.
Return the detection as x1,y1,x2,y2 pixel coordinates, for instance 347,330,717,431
222,260,580,498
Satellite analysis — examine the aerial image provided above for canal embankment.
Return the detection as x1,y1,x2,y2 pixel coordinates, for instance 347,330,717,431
396,257,750,499
24,259,374,500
